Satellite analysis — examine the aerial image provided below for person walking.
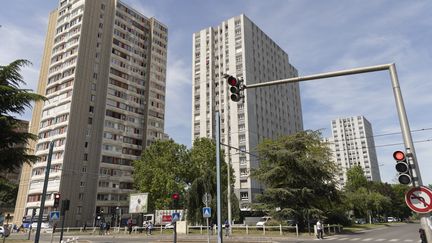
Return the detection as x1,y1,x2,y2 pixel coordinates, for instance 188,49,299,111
224,219,230,237
316,219,323,239
127,218,133,234
147,222,153,235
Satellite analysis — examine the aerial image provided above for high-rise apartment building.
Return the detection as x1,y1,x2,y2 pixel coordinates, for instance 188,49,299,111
329,116,381,187
14,0,167,226
191,14,303,210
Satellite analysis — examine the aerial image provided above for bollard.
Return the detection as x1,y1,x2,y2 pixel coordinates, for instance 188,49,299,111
246,225,248,235
280,224,282,235
296,224,299,237
263,224,265,235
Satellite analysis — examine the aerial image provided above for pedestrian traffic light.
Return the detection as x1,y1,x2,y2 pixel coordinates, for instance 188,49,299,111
172,193,180,209
393,150,412,185
227,76,243,102
54,193,61,208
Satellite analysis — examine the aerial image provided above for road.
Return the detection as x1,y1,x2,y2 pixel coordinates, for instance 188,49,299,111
5,223,423,243
288,223,422,243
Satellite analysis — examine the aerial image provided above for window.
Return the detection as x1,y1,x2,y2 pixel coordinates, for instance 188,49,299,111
240,192,248,201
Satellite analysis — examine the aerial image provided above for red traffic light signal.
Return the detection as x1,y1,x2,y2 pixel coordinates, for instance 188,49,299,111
172,193,180,201
393,150,405,161
227,76,239,86
54,193,61,208
227,76,243,102
392,150,411,185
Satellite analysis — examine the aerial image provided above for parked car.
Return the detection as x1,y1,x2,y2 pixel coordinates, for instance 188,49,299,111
31,222,50,229
164,223,174,229
256,216,272,227
0,226,10,238
387,217,397,222
354,218,366,224
286,219,298,226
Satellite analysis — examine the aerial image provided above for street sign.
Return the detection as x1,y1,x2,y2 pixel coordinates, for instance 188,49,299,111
202,193,212,205
172,212,180,222
405,186,432,213
50,211,60,221
202,207,211,218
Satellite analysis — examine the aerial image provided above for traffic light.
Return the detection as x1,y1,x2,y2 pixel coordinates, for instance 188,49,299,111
227,76,243,102
61,199,70,216
54,193,61,208
172,193,180,209
393,150,412,185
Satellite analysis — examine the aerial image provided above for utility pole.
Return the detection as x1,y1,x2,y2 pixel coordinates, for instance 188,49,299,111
215,112,223,243
34,141,54,243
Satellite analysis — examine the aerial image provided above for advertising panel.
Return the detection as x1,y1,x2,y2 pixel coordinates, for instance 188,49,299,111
129,193,148,214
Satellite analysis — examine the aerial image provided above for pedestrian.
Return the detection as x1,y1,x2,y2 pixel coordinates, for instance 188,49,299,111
419,228,427,243
147,222,153,235
99,222,104,235
316,219,323,239
106,222,111,235
142,220,147,234
210,222,214,235
224,219,230,236
127,219,133,234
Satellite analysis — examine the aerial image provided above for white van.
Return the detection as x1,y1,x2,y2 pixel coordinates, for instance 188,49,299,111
387,217,396,222
256,216,271,226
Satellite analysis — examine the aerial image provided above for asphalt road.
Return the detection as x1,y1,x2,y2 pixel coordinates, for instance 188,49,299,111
5,223,423,243
288,223,422,243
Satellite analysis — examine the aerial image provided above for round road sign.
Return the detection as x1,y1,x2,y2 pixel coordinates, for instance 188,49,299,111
405,186,432,213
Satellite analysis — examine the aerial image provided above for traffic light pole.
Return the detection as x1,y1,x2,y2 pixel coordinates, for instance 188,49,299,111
242,63,430,242
34,141,54,243
215,112,223,243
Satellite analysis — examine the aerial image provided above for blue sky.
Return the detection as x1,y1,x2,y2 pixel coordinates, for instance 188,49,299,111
1,0,431,185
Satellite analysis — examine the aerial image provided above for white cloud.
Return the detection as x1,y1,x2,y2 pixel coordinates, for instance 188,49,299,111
165,57,192,146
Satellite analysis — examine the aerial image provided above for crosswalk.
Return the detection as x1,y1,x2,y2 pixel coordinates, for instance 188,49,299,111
326,237,421,242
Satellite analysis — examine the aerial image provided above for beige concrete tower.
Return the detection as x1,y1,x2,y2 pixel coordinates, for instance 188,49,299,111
191,15,303,210
15,0,167,226
329,116,381,188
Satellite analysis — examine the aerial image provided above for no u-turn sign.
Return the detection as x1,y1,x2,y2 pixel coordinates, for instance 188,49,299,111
405,186,432,213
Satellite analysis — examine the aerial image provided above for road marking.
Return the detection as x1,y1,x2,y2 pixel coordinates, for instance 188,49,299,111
403,240,414,242
361,238,373,241
374,239,385,242
389,240,399,242
349,238,361,241
337,238,349,241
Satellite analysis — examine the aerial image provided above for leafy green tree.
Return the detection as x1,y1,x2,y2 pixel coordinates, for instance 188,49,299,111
391,184,412,219
133,138,240,224
345,165,368,192
133,139,190,211
344,167,392,221
0,178,18,209
251,130,340,229
185,138,239,224
0,59,45,173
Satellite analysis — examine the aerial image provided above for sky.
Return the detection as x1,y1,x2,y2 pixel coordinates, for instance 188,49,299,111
1,0,431,186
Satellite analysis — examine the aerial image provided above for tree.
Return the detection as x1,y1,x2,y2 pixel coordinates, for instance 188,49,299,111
133,139,190,211
185,138,239,224
345,165,368,192
344,167,392,221
251,130,340,229
0,59,45,173
0,178,18,209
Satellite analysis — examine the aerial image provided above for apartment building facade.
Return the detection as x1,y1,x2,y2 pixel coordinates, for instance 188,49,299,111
14,0,167,226
191,15,303,210
329,116,381,187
